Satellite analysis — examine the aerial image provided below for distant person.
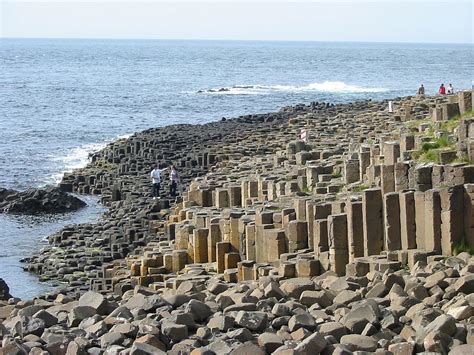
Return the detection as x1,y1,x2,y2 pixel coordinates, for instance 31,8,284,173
439,83,446,95
447,83,454,95
417,84,425,95
150,164,164,200
169,165,180,197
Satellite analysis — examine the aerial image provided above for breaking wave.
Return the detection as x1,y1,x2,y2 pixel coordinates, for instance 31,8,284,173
46,134,131,185
197,81,388,95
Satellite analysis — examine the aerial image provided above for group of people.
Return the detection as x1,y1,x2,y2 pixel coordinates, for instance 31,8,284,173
150,164,180,200
417,83,455,96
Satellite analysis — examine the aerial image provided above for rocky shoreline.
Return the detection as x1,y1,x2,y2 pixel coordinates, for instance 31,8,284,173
1,92,474,354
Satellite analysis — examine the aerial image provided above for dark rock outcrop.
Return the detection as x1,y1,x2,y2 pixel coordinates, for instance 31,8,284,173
0,187,86,214
0,278,12,300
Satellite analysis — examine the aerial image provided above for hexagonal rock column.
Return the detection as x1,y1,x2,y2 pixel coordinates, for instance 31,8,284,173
463,184,474,248
228,184,242,207
328,213,348,276
314,219,328,257
229,211,245,253
362,188,383,257
344,159,360,184
193,228,209,263
381,165,395,195
309,203,332,250
394,162,410,192
424,189,442,253
208,223,221,262
255,210,274,263
346,200,364,261
265,229,287,262
414,191,425,249
245,223,257,261
383,141,400,165
383,192,401,251
215,188,229,208
216,241,231,273
399,190,417,249
458,91,472,114
440,186,464,255
287,220,308,253
172,250,188,273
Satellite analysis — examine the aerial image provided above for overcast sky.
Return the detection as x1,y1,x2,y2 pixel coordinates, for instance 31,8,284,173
1,0,473,43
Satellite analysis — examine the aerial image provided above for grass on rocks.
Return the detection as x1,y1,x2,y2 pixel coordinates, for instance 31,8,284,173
453,240,474,255
351,183,370,192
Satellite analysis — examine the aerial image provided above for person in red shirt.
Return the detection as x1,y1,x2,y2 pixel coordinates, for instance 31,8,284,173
439,83,446,95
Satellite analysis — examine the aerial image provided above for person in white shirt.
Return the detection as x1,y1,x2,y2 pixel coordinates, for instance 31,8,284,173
447,83,454,95
169,165,180,197
150,165,164,199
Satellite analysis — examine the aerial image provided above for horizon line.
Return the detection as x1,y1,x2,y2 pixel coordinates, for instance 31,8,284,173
2,37,473,45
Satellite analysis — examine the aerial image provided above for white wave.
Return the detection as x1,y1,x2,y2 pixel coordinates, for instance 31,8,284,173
46,133,133,185
200,81,388,95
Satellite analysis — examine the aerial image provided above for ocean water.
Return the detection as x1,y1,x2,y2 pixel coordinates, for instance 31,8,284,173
1,39,473,298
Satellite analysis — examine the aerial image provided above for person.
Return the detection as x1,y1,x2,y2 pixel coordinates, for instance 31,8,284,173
417,84,425,95
447,83,454,95
169,165,180,197
150,164,164,200
439,84,446,95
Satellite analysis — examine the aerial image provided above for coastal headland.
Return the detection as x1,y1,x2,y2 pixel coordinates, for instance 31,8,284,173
1,92,474,354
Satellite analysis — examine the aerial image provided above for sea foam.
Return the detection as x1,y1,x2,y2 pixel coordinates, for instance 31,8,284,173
47,134,132,185
200,81,388,95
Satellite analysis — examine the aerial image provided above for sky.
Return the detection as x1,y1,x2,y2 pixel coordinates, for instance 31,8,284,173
1,0,473,43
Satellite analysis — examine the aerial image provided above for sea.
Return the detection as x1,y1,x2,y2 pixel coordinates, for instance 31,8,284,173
1,39,473,299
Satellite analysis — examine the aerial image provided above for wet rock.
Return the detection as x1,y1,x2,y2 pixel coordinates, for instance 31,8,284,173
0,278,12,300
0,187,86,214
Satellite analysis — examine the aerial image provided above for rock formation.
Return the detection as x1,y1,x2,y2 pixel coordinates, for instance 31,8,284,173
0,279,12,301
0,187,86,214
1,91,473,354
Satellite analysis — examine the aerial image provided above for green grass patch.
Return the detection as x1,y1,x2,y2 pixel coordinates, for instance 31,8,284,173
352,184,369,192
412,148,440,163
439,110,473,133
452,154,473,164
453,240,474,255
85,247,103,255
331,172,342,178
404,119,430,130
421,137,450,153
421,142,440,152
440,116,461,133
420,150,440,163
436,136,450,148
461,109,473,118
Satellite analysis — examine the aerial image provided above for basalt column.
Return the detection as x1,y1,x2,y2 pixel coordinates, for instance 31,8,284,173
384,192,401,251
362,188,383,256
399,190,417,249
328,213,348,276
424,189,442,253
440,186,464,255
346,200,364,261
